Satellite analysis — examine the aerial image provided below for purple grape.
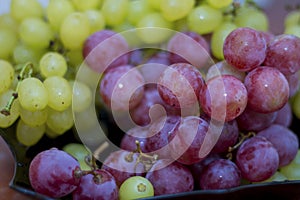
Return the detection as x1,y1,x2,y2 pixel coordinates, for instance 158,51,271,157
72,169,119,200
223,27,267,72
83,30,129,73
236,106,278,132
199,159,241,190
286,71,300,97
145,159,194,196
244,66,289,113
258,31,275,44
273,102,293,127
120,125,148,152
263,34,300,75
29,148,80,198
199,75,248,122
235,136,279,182
157,63,205,109
257,124,299,167
99,65,145,111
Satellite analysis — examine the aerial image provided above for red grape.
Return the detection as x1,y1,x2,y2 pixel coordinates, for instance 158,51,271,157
273,102,293,127
120,125,148,152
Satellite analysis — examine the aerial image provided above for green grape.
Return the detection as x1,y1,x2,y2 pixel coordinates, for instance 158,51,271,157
46,106,74,134
18,77,48,111
101,0,129,27
63,143,91,170
292,90,300,119
39,52,68,78
119,176,154,200
72,0,102,11
0,29,18,59
284,25,300,38
160,0,195,21
19,17,54,49
0,60,14,94
211,21,237,60
16,118,45,146
19,106,48,127
0,14,19,33
45,125,61,138
137,12,174,44
146,0,162,10
280,150,300,180
43,76,72,111
127,0,153,25
60,12,90,50
0,89,20,128
84,10,106,34
187,5,223,35
69,81,92,112
234,7,269,31
10,0,43,22
113,22,143,47
284,11,300,28
206,0,233,9
66,50,83,68
46,0,75,31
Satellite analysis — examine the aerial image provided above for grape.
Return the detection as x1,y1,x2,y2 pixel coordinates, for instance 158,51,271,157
273,102,292,127
43,76,72,111
286,71,300,97
39,52,68,78
71,0,102,11
199,75,248,122
136,12,174,44
199,159,241,190
284,25,300,38
70,80,92,113
10,0,43,22
100,65,145,111
235,136,279,182
258,31,275,44
46,0,75,31
223,27,267,72
284,11,300,28
0,60,14,94
255,171,287,183
244,66,289,113
120,125,148,152
187,5,223,35
19,106,48,127
146,0,161,10
211,120,239,154
29,148,80,198
101,0,129,27
0,89,20,128
101,150,146,187
66,50,84,68
0,14,18,33
206,60,246,82
211,21,237,60
236,106,277,132
63,143,91,171
145,159,194,196
83,30,129,73
258,124,299,167
19,17,54,49
292,90,300,119
0,29,17,59
84,10,106,34
60,12,90,50
160,0,195,21
16,118,45,146
18,77,48,112
263,34,300,75
127,0,153,25
46,106,74,135
280,150,300,180
13,43,45,67
73,169,119,200
207,0,233,9
119,176,154,200
157,63,204,109
167,31,210,69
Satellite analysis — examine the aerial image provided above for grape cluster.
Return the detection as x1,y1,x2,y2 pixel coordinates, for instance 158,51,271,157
0,0,300,200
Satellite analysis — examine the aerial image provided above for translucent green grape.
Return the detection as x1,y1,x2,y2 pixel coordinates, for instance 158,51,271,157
0,14,19,33
39,52,68,78
19,106,48,127
46,106,74,135
10,0,43,22
84,10,106,34
101,0,129,27
70,81,92,112
284,11,300,28
0,29,18,59
160,0,195,21
16,118,45,146
0,60,15,94
63,143,91,170
207,0,233,9
72,0,102,11
127,0,153,25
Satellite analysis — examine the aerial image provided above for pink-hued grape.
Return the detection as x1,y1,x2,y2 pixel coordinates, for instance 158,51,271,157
72,169,119,200
167,31,210,69
120,125,148,152
157,63,204,109
167,116,210,165
258,31,275,44
223,27,267,72
211,120,239,154
101,150,145,187
286,71,300,97
244,66,289,113
29,148,80,198
263,34,300,75
258,124,299,167
145,159,194,196
199,159,241,190
274,102,293,127
199,75,248,122
236,106,278,132
83,30,129,73
99,65,145,111
235,136,279,182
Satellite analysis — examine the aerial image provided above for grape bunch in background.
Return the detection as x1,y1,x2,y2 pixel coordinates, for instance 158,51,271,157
0,0,300,199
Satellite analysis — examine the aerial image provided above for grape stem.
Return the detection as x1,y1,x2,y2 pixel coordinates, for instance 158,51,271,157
0,62,33,116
